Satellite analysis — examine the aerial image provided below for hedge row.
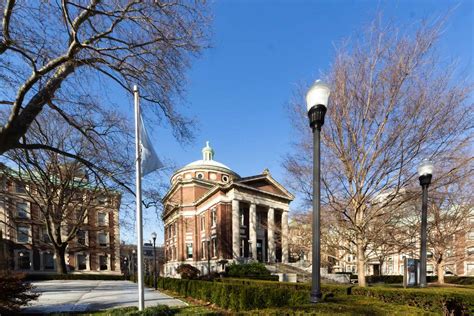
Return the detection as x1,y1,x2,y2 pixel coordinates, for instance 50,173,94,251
25,273,126,281
151,277,473,313
152,277,309,311
352,286,474,314
366,275,474,285
217,277,351,295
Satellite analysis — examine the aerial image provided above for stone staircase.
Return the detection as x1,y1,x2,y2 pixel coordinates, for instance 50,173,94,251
266,263,311,282
266,263,349,284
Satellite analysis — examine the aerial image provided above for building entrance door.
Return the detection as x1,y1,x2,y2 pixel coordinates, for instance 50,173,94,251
373,264,380,276
257,240,263,262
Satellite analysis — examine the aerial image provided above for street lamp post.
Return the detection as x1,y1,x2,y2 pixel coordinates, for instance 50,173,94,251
417,159,434,288
132,249,136,279
306,80,330,303
151,232,157,290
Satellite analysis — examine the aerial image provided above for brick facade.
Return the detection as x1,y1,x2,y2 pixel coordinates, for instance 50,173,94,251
162,142,293,277
0,166,121,274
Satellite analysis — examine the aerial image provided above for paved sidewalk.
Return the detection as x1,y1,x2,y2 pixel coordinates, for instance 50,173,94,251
22,280,187,314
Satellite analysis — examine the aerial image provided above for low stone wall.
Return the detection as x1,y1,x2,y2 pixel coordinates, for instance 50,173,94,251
272,273,297,283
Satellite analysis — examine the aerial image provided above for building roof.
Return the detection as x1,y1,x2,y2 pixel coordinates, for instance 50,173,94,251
172,141,240,178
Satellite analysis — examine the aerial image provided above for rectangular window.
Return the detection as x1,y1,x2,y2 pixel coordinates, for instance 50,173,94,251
212,237,217,257
42,226,51,243
211,209,217,227
77,254,87,270
467,264,474,273
17,225,29,243
202,241,207,259
239,209,245,226
77,230,86,245
201,216,205,231
469,231,474,240
43,252,55,270
98,232,108,247
16,202,29,218
98,212,107,226
98,195,108,205
186,243,193,259
17,251,31,269
99,255,108,270
240,238,245,257
16,183,27,194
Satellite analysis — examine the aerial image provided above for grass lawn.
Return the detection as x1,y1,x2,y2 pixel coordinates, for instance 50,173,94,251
50,295,434,316
240,295,436,315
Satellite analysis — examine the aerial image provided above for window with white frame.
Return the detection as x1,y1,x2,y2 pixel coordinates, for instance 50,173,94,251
99,255,108,270
98,232,108,247
201,240,206,259
201,215,205,231
98,212,107,226
98,195,108,206
211,208,217,227
16,182,27,194
76,254,87,270
17,224,30,243
212,237,217,257
239,209,245,226
427,264,434,274
43,252,55,270
469,231,474,240
469,217,474,225
467,247,474,256
16,202,29,219
77,230,87,246
186,243,193,259
17,250,31,270
467,264,474,274
240,238,245,257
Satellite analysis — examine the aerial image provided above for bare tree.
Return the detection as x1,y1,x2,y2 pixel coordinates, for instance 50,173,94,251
426,177,473,284
3,110,124,274
0,0,209,164
284,16,473,286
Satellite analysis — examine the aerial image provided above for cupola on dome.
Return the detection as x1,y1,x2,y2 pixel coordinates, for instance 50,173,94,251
171,141,239,183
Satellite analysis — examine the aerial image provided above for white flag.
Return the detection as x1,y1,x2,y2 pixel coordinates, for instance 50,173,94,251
140,116,163,176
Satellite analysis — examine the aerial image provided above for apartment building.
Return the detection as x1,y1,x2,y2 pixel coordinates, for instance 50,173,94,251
0,165,122,274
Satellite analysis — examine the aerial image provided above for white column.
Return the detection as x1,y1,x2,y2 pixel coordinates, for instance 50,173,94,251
267,207,275,263
249,203,257,260
232,200,240,258
281,210,289,263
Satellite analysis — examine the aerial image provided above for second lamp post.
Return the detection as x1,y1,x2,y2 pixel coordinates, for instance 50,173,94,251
306,80,330,303
151,232,157,290
417,159,434,288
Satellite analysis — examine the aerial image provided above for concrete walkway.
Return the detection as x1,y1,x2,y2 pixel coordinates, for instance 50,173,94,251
22,280,187,314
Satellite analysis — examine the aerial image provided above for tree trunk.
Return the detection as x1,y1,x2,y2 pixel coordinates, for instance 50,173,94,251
54,245,68,274
357,242,366,287
437,263,445,284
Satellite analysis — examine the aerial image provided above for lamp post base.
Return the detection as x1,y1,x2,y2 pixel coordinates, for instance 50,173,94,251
310,292,323,303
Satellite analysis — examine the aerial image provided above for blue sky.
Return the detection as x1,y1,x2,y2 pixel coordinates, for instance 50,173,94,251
127,0,473,245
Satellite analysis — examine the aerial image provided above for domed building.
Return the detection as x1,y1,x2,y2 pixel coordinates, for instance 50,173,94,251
162,142,294,277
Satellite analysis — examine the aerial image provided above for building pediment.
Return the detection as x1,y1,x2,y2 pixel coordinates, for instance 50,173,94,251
236,172,294,201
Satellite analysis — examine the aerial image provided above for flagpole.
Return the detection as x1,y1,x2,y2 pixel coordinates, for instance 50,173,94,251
134,85,145,311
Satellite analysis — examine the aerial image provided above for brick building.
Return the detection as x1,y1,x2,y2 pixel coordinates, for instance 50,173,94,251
0,166,121,274
162,142,294,277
